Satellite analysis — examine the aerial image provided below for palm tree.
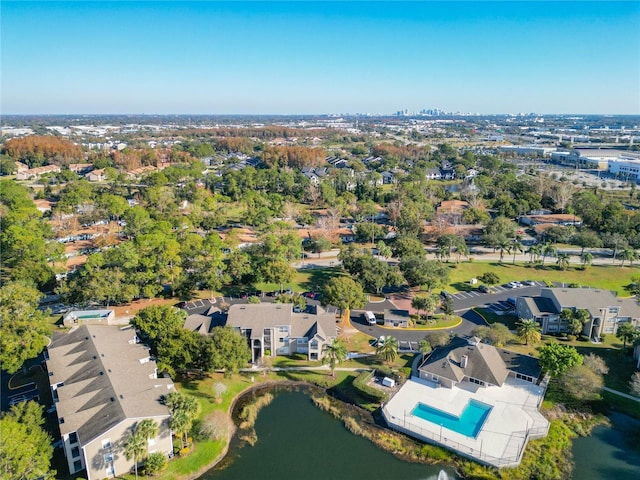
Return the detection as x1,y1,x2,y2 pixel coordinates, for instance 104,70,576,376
124,430,146,480
497,240,511,263
616,322,639,351
418,339,432,360
581,252,593,269
516,319,542,346
136,419,159,456
620,248,638,267
512,236,524,265
526,244,542,263
556,253,570,271
322,339,348,377
376,336,399,364
541,243,557,266
165,392,201,449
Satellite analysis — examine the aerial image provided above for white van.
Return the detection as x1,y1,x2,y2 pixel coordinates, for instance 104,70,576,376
364,311,377,325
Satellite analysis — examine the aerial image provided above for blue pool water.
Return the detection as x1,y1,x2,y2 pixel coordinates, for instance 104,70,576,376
411,400,492,438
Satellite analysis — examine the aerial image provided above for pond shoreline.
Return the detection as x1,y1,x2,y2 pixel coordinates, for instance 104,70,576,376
190,380,465,479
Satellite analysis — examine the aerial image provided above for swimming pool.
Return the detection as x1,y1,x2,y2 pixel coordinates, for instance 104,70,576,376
411,400,492,438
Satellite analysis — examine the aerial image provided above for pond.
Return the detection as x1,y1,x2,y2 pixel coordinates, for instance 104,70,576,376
201,387,459,480
571,412,640,479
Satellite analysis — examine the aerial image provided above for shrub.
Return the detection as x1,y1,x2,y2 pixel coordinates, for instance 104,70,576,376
142,452,167,476
567,335,577,342
353,370,386,402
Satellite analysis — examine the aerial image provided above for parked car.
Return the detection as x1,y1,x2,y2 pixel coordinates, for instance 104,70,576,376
478,285,489,293
440,290,451,299
363,311,377,325
523,280,536,286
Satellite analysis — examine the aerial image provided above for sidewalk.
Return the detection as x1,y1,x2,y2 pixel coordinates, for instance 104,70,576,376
602,386,640,403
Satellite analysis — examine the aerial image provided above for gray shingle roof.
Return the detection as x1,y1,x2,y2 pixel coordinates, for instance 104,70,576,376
47,326,172,445
543,288,640,319
419,337,541,387
226,303,337,339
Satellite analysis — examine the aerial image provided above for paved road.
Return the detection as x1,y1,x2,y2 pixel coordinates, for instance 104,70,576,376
350,283,546,344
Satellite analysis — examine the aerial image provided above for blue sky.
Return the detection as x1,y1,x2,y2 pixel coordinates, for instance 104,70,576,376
2,1,639,114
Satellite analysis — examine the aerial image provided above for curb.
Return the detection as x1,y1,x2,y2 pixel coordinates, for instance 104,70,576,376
374,316,463,332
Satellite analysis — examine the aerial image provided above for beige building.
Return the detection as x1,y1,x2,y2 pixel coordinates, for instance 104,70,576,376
226,303,338,362
516,288,640,338
46,325,174,479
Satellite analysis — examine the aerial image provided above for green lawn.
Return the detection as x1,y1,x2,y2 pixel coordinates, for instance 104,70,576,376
252,266,345,293
445,261,637,295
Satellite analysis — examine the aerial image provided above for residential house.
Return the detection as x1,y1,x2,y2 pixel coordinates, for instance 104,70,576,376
380,171,396,184
515,288,640,338
425,168,442,180
15,164,61,180
69,163,94,174
46,325,174,480
14,161,29,173
440,162,456,180
226,303,338,363
86,169,106,182
417,336,542,388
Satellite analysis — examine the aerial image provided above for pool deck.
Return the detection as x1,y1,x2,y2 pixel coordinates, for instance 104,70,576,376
382,377,549,468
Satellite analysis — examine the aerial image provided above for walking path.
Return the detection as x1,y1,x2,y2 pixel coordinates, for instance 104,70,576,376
602,386,640,403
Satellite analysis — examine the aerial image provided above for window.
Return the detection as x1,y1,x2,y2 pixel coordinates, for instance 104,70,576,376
106,465,115,478
297,338,305,344
71,446,80,458
278,326,289,333
101,438,111,449
148,437,157,447
104,453,113,464
68,432,78,444
278,337,288,344
73,460,83,472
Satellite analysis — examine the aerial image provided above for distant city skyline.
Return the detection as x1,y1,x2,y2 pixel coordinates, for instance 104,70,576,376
2,1,639,115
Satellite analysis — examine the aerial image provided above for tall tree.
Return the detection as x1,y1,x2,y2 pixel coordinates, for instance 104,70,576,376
136,419,159,456
322,339,348,377
124,430,146,480
616,322,639,351
206,326,251,374
376,336,399,364
556,253,571,271
418,339,432,359
0,281,50,374
165,391,201,449
0,401,55,480
321,277,367,321
516,319,542,346
581,252,593,269
539,343,583,376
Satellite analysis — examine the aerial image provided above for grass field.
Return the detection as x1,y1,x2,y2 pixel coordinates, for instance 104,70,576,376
445,261,637,295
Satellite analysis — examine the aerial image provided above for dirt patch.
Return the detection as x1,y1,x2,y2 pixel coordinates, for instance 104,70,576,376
111,297,179,317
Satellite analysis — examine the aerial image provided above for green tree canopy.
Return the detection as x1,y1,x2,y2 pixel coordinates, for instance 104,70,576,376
0,281,50,374
539,343,583,376
0,401,55,479
321,276,367,312
205,326,251,374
